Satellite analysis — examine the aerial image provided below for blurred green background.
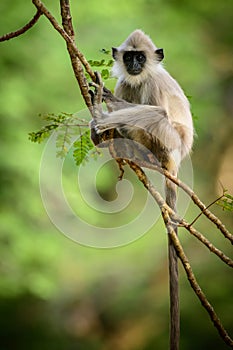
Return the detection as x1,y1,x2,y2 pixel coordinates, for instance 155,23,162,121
0,0,233,349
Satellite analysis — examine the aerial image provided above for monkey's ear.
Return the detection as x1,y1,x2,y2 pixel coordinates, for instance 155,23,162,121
155,48,164,62
112,47,118,59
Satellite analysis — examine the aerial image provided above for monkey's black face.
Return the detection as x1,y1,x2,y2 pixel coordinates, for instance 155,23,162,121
123,51,146,75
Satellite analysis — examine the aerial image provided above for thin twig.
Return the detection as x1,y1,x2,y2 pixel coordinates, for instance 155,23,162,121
127,160,233,267
133,158,233,244
189,193,225,227
181,220,233,268
0,9,42,42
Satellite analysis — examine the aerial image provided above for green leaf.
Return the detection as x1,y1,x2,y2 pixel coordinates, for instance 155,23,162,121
88,59,105,67
55,128,72,158
107,59,114,67
101,69,110,80
100,48,111,55
216,192,233,212
28,124,59,143
28,113,71,144
29,113,99,166
73,129,94,166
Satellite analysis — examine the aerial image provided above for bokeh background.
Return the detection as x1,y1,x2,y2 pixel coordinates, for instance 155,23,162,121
0,0,233,349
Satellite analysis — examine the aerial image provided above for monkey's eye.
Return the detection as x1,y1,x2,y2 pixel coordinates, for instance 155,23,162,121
123,53,132,62
136,53,146,63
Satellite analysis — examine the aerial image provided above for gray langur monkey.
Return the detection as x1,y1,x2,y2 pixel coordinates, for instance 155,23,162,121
91,29,193,193
90,29,194,349
110,29,193,161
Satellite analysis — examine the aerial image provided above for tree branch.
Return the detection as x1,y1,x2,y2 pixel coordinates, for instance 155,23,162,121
127,160,233,348
189,194,225,227
181,220,233,267
3,2,232,347
133,158,233,244
60,0,74,39
59,0,92,107
32,0,96,108
0,9,42,42
166,218,233,348
127,159,233,268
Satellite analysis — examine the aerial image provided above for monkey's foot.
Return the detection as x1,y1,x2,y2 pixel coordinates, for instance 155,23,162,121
116,158,126,180
94,124,104,134
95,122,113,133
89,71,104,105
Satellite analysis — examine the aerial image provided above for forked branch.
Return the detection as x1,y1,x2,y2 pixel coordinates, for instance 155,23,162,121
127,160,233,348
167,218,233,348
133,158,233,244
128,160,233,267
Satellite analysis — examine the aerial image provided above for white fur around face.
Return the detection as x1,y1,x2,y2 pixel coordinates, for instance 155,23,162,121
112,55,160,87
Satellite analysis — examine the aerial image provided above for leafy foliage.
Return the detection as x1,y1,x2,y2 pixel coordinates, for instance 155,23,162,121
88,51,114,80
73,129,98,166
29,113,69,143
216,192,233,212
28,50,114,164
29,113,95,165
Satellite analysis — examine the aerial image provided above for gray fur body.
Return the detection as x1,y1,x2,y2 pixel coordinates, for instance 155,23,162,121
111,29,194,163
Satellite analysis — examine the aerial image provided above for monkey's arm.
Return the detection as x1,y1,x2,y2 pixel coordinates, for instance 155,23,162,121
89,79,136,146
95,104,181,153
103,87,136,112
90,75,184,166
90,80,181,152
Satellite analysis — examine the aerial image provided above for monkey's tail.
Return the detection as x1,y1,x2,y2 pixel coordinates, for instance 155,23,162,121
165,175,180,350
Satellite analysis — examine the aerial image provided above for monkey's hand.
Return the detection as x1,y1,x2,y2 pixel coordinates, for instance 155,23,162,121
102,87,118,102
89,118,101,146
88,72,106,129
103,87,136,112
89,72,114,145
89,71,104,106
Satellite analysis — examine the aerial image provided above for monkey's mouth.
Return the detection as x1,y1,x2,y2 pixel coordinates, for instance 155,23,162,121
128,70,142,76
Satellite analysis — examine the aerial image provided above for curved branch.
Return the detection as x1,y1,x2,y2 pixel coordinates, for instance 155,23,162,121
126,159,233,347
0,9,42,42
128,160,233,267
181,220,233,268
133,158,233,244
